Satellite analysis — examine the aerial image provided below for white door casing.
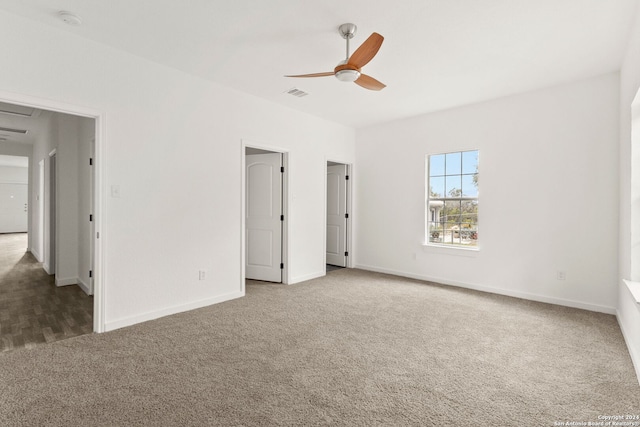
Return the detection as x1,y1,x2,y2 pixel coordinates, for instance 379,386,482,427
326,164,347,267
89,138,96,294
48,153,56,275
37,159,45,262
246,153,282,282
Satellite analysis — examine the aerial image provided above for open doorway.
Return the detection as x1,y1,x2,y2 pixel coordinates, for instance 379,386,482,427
326,161,352,273
0,155,29,235
0,97,102,351
242,143,289,286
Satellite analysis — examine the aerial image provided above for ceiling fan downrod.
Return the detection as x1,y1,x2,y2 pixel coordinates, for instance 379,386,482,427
338,23,357,60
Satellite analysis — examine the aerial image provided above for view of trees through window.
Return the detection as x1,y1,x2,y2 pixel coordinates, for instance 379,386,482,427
426,150,479,247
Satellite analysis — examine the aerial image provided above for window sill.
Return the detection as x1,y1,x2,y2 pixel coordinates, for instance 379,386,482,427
421,243,480,257
623,280,640,306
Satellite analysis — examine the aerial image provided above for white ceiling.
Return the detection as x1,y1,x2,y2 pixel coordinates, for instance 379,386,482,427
0,0,637,128
0,101,49,145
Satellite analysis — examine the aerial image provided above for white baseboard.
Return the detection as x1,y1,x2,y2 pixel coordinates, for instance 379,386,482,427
31,248,42,263
104,290,244,332
617,310,640,386
55,276,77,287
77,277,93,296
289,271,325,284
355,264,617,315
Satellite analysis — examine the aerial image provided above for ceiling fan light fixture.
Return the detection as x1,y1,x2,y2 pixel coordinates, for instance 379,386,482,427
335,69,361,82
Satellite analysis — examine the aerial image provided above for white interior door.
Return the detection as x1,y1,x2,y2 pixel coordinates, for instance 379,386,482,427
0,183,28,233
246,152,282,282
326,164,347,267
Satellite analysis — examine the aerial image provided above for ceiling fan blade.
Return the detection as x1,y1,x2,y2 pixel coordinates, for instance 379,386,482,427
354,74,386,91
348,32,384,69
285,72,335,78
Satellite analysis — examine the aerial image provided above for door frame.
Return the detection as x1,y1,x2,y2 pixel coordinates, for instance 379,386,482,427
37,159,45,262
0,90,106,333
46,149,57,275
241,140,289,290
325,159,354,272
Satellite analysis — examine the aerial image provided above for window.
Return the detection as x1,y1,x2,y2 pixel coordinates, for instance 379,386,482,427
426,150,479,248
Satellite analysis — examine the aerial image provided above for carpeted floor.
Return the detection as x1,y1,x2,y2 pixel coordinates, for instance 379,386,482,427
0,268,638,426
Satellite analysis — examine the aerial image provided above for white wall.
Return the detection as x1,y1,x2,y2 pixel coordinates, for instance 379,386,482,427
0,142,31,160
29,112,55,265
0,165,28,183
54,113,80,285
0,10,355,331
356,73,619,313
619,1,640,384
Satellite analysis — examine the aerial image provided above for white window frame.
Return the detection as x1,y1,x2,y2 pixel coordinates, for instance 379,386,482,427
425,150,479,250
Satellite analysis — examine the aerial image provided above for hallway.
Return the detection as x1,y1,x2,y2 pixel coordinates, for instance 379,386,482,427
0,233,93,352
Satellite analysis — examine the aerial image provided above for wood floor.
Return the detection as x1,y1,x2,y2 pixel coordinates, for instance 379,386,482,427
0,233,93,352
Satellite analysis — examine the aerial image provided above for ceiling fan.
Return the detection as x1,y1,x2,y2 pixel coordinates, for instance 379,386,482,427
285,23,386,91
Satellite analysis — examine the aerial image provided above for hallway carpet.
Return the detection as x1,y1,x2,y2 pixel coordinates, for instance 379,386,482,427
0,268,638,426
0,233,93,352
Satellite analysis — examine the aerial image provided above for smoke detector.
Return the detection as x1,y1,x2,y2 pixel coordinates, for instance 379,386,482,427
58,11,82,26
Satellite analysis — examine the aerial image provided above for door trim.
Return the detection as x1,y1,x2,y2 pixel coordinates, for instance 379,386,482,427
241,140,289,291
0,90,106,333
47,150,56,276
36,159,45,262
325,159,354,272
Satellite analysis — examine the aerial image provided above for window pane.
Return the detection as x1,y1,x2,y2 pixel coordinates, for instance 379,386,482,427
429,154,445,176
444,222,460,244
445,175,461,197
428,222,443,243
443,200,462,223
462,150,478,175
430,176,445,198
460,200,478,225
445,152,461,175
462,174,478,197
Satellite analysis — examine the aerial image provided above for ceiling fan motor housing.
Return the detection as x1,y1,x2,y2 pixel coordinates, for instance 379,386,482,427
334,63,361,82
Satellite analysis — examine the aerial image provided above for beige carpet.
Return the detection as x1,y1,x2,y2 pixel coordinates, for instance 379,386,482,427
0,269,638,426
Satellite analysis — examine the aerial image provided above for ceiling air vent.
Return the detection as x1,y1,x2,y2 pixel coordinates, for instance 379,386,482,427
0,102,38,118
285,88,309,98
0,126,28,134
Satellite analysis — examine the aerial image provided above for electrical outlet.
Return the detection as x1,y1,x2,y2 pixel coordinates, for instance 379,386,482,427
198,270,206,281
556,270,566,281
